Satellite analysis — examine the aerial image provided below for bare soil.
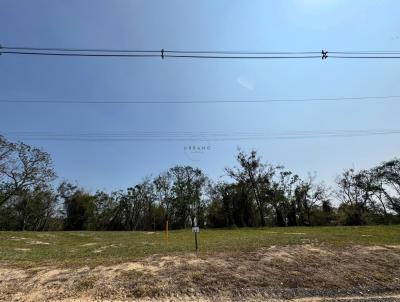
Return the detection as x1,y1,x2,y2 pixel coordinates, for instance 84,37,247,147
1,244,399,302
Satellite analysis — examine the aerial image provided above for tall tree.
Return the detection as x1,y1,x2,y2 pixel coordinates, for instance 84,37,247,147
169,166,208,228
58,182,95,230
0,136,56,206
373,159,400,214
154,171,174,228
227,150,269,226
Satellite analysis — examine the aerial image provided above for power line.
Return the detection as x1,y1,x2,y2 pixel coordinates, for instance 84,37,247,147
0,50,320,59
330,55,400,59
6,51,400,59
329,51,400,54
2,46,400,59
3,129,400,142
166,50,322,55
0,51,160,58
1,95,399,105
3,45,400,55
1,46,160,53
165,54,320,59
0,46,395,59
1,46,321,55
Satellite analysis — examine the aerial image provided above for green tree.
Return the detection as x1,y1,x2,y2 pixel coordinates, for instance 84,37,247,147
227,150,269,226
169,166,208,228
58,182,95,230
0,136,56,206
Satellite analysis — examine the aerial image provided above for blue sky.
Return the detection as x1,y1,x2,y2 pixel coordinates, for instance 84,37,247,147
1,0,400,192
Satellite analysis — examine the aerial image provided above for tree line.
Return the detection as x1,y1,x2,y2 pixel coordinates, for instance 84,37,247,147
1,135,399,231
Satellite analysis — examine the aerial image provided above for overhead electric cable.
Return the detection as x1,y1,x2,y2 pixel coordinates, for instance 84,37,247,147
329,51,400,54
3,129,400,142
0,50,319,59
0,51,160,58
3,46,400,55
1,46,322,55
3,45,400,59
0,95,399,105
330,55,400,59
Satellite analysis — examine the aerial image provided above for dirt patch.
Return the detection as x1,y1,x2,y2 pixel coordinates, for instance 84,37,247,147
0,245,399,301
260,247,295,263
36,234,56,238
80,243,97,247
385,245,400,249
93,244,121,253
27,240,50,245
363,246,388,251
9,236,29,241
302,245,334,256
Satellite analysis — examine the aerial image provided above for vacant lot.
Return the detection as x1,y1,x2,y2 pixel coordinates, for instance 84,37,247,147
0,226,399,301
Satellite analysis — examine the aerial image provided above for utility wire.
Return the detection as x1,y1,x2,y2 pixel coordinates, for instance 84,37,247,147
1,46,321,55
329,51,400,54
165,50,322,55
164,54,321,59
0,51,160,58
2,45,400,59
330,55,400,59
3,46,400,55
3,129,400,142
2,51,400,59
1,95,399,105
1,46,159,53
0,50,320,59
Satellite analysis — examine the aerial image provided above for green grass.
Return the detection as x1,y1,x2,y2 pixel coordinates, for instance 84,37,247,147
0,225,399,267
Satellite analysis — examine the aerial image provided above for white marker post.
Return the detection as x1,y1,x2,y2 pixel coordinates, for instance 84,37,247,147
192,217,199,251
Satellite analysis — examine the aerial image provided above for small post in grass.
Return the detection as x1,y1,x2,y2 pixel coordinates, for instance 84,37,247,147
192,217,199,251
165,220,169,245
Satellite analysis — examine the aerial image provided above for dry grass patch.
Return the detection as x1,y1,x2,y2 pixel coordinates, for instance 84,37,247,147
2,244,397,301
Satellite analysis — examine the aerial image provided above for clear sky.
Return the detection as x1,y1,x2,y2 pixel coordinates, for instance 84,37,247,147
1,0,400,192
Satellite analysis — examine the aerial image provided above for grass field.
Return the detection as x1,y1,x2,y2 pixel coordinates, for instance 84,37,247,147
1,225,399,266
1,226,400,301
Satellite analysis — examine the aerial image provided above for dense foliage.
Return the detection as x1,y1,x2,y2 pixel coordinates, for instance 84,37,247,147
0,135,399,231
